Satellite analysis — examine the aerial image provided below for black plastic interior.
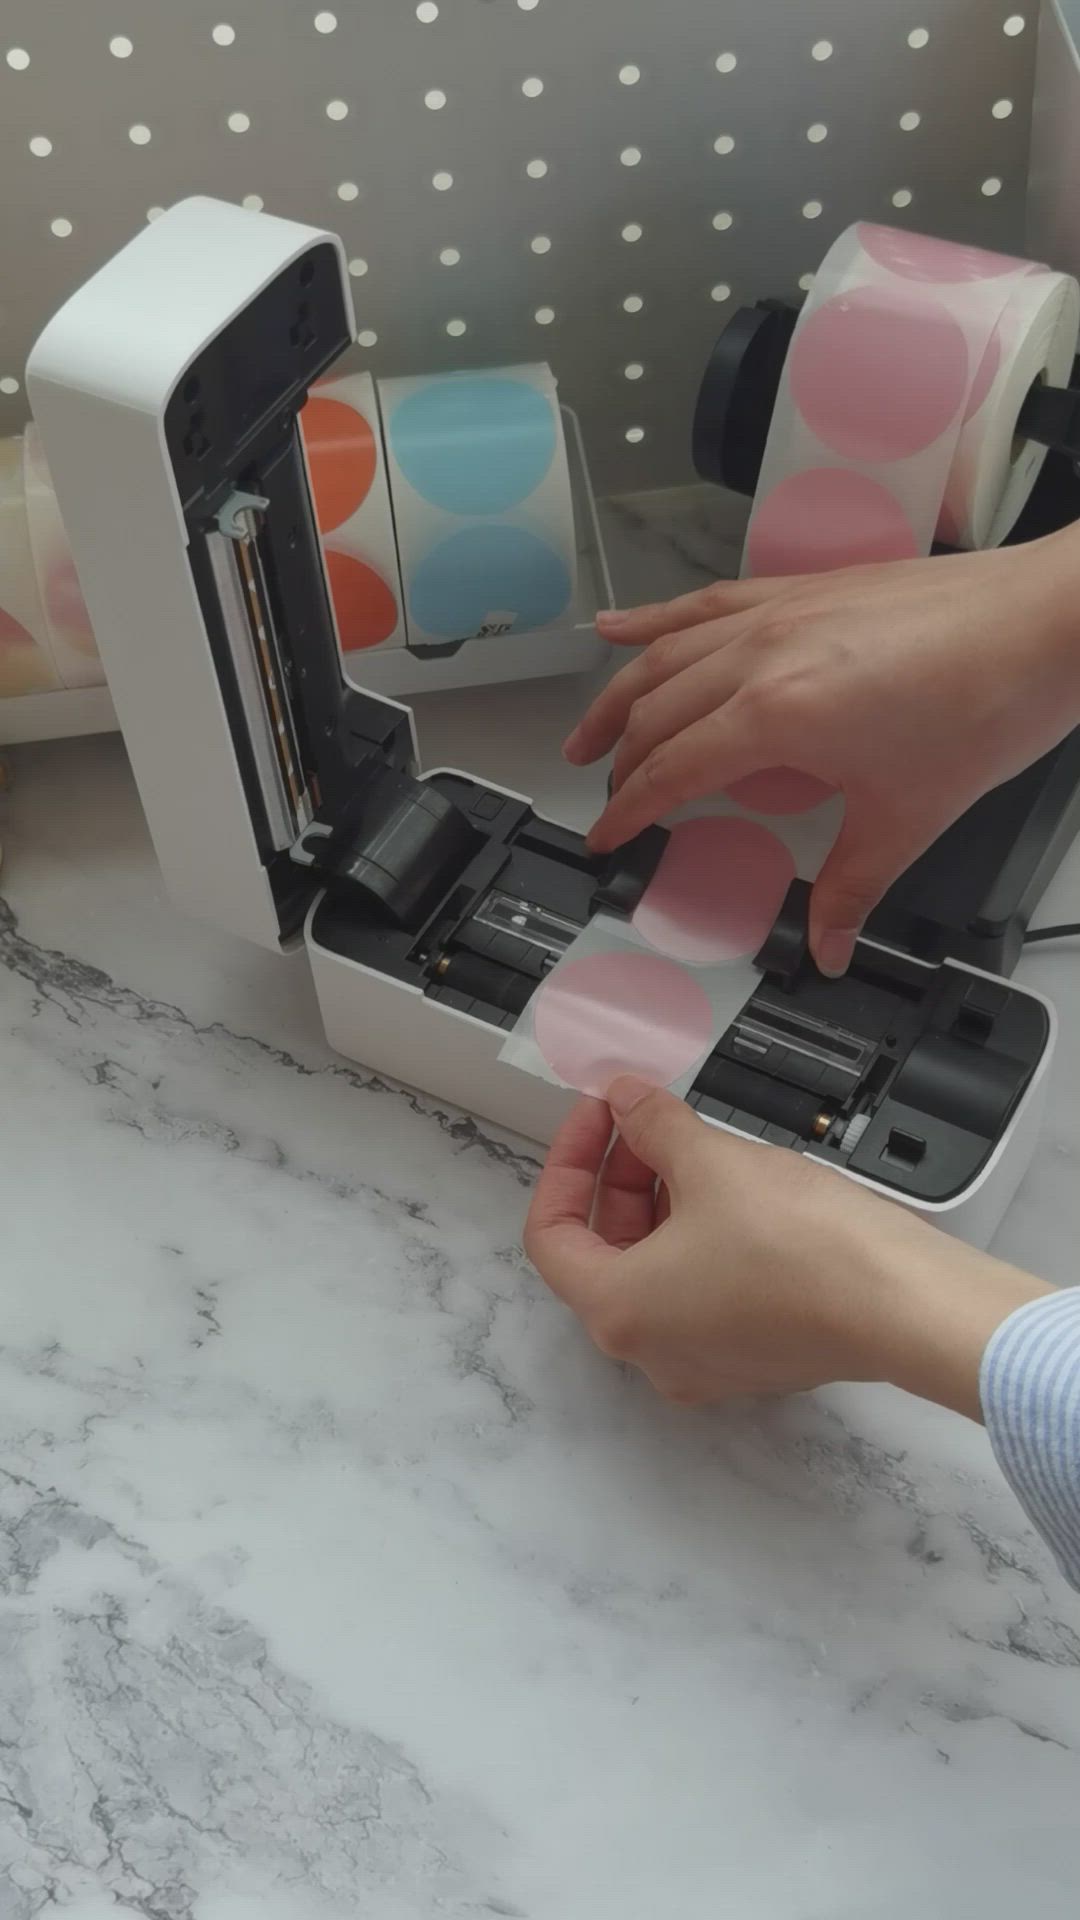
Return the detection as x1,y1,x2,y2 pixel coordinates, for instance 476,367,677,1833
163,241,1056,1204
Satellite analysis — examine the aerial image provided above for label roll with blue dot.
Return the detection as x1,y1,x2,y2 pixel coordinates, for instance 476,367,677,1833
377,364,578,653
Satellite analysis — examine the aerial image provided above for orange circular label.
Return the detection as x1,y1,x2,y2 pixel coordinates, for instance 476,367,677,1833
301,394,378,533
324,548,400,650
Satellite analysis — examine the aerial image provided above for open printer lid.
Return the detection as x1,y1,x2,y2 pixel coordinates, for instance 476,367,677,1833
27,196,423,953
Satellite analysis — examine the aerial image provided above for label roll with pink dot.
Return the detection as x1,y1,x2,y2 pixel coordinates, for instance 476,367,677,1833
499,227,1080,1109
744,223,1080,578
21,425,103,691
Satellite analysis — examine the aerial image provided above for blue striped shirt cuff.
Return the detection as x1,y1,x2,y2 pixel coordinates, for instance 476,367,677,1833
980,1288,1080,1592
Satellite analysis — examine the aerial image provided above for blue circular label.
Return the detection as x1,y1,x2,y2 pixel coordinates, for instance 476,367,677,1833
389,376,557,515
409,524,572,640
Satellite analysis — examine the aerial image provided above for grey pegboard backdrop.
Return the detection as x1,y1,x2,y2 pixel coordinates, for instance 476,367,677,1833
1,0,1037,493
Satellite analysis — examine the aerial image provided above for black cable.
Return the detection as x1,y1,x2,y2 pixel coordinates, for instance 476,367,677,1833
1023,922,1080,945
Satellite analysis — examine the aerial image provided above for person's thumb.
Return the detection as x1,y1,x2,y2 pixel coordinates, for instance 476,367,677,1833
810,815,917,979
606,1076,704,1184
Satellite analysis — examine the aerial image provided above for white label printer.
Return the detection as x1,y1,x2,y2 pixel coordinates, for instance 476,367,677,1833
27,198,1067,1249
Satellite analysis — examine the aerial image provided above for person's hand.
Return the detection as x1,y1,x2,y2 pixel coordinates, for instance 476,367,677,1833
568,530,1080,975
524,1078,1049,1415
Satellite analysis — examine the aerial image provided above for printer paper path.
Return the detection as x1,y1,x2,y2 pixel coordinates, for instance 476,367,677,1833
500,790,844,1100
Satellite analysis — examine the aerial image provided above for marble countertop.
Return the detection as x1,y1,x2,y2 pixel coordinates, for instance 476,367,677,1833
2,496,1079,1920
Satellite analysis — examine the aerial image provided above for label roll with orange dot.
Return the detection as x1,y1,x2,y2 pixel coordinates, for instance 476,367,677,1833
300,372,407,661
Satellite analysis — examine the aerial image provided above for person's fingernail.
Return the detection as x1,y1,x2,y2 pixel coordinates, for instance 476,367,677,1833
563,727,585,763
817,929,858,979
597,609,630,634
607,1074,655,1117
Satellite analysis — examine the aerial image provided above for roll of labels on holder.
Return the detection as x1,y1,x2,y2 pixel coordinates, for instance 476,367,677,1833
0,361,581,714
693,222,1080,562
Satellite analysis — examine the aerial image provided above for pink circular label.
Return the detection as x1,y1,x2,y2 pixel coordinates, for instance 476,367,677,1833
725,768,835,815
857,223,1020,283
632,816,796,965
533,949,715,1096
747,468,919,577
790,286,969,462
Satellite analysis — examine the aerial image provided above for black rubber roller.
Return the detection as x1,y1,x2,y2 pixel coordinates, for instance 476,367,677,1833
694,1054,828,1137
890,1033,1028,1138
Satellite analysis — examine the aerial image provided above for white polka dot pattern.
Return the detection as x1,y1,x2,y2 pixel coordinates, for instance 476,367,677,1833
0,4,1037,492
